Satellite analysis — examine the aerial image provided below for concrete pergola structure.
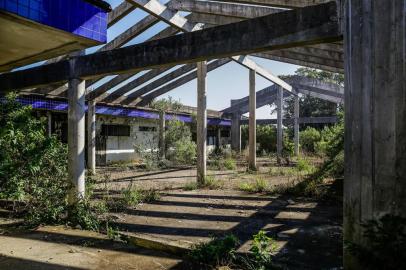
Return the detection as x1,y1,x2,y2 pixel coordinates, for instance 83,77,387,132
222,75,344,157
0,2,405,269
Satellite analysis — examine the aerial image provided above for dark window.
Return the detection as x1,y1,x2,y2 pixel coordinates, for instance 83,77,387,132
221,130,230,137
101,124,130,136
139,126,156,132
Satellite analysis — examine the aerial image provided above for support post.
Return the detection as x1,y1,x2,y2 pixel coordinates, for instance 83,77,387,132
68,78,86,202
248,69,257,170
294,94,300,156
87,99,96,175
344,1,406,268
217,126,221,149
46,111,52,137
159,111,166,160
276,85,283,163
231,113,241,152
196,61,207,184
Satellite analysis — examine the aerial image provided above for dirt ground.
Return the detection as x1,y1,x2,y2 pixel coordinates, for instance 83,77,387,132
0,158,342,269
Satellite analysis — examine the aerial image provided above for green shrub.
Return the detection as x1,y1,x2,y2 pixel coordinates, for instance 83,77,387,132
249,230,278,269
67,200,100,231
239,177,268,193
122,186,160,207
189,234,238,267
223,158,237,170
200,176,224,190
183,182,198,191
300,127,321,153
172,138,196,165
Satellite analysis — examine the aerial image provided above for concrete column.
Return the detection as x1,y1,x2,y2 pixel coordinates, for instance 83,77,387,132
231,113,241,152
216,127,221,148
68,78,86,202
294,94,300,156
344,1,406,268
196,61,207,184
159,111,166,159
87,99,96,175
248,69,256,170
46,111,52,137
276,85,283,162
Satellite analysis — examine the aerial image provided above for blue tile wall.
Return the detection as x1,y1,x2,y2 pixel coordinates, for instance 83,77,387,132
0,0,107,43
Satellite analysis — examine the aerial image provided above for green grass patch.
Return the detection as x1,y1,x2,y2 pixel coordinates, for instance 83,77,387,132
239,177,269,193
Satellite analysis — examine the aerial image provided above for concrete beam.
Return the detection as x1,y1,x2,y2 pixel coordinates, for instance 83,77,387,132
343,1,406,267
167,0,280,19
196,61,207,184
111,63,196,104
159,111,166,160
208,0,330,8
254,52,344,73
248,70,257,170
134,59,231,106
239,116,338,125
87,99,96,175
108,1,137,27
86,26,180,101
231,113,241,152
67,78,86,202
0,2,341,91
130,0,293,92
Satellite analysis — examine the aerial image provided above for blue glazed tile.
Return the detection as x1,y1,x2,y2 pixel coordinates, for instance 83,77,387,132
0,0,108,43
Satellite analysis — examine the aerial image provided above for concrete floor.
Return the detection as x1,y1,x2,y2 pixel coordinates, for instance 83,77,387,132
0,225,183,270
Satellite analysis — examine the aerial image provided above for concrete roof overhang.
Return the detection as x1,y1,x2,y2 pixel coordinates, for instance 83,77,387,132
0,0,109,72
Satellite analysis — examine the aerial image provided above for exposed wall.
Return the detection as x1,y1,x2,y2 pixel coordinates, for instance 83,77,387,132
96,115,158,164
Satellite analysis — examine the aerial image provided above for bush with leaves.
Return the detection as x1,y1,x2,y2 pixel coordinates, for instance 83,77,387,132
0,94,100,229
299,127,321,153
189,234,238,268
165,119,196,165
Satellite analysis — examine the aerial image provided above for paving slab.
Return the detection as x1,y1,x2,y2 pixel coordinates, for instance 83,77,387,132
0,225,184,270
110,189,343,269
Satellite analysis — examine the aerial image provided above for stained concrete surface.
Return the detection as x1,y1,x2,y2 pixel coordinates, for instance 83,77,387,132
0,225,183,270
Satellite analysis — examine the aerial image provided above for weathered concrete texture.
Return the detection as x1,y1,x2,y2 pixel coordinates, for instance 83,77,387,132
108,189,342,269
87,99,96,175
159,111,166,160
248,70,257,170
239,116,338,126
196,61,207,184
343,0,406,268
0,2,342,91
276,86,283,161
0,226,182,270
231,113,241,152
209,0,331,8
294,94,300,156
68,78,86,201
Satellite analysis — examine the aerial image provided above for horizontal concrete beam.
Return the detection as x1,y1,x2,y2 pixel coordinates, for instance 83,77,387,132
0,2,341,91
133,58,231,106
240,116,338,125
168,0,280,18
208,0,330,8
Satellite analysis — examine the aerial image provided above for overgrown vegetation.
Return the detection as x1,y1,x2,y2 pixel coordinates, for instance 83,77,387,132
239,177,269,193
183,176,224,190
165,119,196,165
189,230,279,269
346,214,406,270
0,94,100,229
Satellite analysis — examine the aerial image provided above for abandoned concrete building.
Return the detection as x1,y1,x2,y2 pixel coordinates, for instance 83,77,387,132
0,0,404,269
